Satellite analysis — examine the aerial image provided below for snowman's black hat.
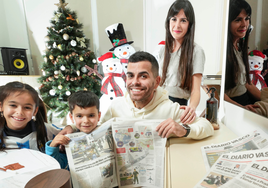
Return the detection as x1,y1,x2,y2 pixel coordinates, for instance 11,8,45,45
105,23,134,51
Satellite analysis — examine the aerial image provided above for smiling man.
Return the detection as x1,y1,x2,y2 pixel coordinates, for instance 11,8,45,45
99,51,214,139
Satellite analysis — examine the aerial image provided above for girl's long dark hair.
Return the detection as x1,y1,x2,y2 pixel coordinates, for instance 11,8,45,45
225,0,252,91
160,0,195,91
0,82,48,152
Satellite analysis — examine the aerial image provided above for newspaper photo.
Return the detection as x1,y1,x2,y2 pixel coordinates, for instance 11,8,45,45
112,119,167,188
201,129,268,171
194,149,268,188
65,119,118,188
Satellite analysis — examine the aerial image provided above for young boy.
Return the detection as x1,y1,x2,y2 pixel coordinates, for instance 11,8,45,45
45,90,101,169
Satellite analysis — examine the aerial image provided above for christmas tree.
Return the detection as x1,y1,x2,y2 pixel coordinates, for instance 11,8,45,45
38,0,102,121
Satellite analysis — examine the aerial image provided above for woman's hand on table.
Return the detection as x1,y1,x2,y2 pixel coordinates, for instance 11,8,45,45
244,104,260,113
179,105,196,124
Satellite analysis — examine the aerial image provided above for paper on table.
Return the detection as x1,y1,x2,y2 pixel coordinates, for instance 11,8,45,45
0,149,47,180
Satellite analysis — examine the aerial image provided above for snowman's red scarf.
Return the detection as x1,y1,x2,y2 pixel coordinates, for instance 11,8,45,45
101,73,124,97
250,70,267,88
120,59,128,82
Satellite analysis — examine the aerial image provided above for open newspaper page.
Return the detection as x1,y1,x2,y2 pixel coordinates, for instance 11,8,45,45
194,149,268,188
65,119,118,188
112,119,167,188
201,129,268,171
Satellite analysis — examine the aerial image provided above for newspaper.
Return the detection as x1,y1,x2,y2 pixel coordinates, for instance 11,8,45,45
201,129,268,171
65,119,118,188
194,149,268,188
221,160,268,188
112,118,167,188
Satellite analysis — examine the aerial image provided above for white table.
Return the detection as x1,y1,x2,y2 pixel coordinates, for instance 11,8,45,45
165,123,238,188
0,149,60,188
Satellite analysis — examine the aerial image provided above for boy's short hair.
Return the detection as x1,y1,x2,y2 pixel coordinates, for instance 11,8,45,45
68,91,99,113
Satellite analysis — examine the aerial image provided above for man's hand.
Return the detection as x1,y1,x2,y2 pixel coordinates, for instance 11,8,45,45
58,125,74,135
50,135,70,147
179,106,196,124
155,118,187,138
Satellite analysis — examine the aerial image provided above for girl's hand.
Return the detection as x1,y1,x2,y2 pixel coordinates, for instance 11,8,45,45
50,135,70,147
244,104,260,113
179,105,196,124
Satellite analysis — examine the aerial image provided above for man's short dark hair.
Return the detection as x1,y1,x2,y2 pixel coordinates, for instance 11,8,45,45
68,90,99,113
128,51,159,77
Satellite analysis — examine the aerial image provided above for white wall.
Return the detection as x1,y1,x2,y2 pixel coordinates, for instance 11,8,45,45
93,0,143,57
0,0,33,74
144,0,227,76
23,0,143,75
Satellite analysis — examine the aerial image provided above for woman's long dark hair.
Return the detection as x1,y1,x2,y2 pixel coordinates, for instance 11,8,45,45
225,0,252,91
0,82,48,152
160,0,195,91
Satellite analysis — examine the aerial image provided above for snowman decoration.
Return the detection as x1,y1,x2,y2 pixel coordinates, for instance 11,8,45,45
152,41,165,63
105,23,136,82
98,52,126,115
248,50,267,90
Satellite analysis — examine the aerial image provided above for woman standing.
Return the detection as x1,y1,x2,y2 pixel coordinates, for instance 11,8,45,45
158,0,205,124
224,0,260,112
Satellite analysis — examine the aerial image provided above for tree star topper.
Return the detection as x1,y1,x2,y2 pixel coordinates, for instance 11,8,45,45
54,0,68,10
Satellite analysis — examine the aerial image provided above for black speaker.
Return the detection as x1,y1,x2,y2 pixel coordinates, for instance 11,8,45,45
1,47,29,75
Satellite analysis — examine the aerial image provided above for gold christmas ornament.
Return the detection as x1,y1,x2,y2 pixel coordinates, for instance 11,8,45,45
58,85,63,90
76,70,80,76
49,55,54,60
79,56,84,61
63,33,69,40
54,75,59,79
76,19,79,24
57,44,62,50
48,77,53,81
83,88,87,91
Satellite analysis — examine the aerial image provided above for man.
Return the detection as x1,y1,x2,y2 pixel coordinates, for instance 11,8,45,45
63,51,213,139
133,168,139,184
99,51,214,139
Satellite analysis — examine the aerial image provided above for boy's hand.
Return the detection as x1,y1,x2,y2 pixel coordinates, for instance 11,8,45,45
50,135,70,147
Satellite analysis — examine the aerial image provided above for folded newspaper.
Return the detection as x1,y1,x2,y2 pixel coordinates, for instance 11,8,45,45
65,118,167,188
201,129,268,171
194,129,268,188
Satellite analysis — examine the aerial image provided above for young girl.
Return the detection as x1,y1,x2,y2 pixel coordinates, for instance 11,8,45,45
158,0,205,124
224,0,260,112
0,81,61,152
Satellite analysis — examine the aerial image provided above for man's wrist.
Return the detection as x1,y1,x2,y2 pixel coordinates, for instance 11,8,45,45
181,124,191,137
